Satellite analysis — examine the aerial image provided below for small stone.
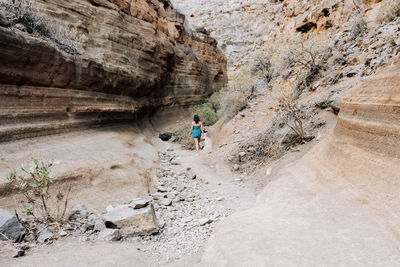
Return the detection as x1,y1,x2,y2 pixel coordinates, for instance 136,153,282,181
37,230,54,244
159,198,172,206
14,23,25,31
157,185,168,193
177,184,186,192
98,229,121,241
24,233,35,242
182,217,192,223
233,164,239,171
239,112,245,117
58,230,68,237
217,197,224,201
69,204,92,219
13,250,25,258
80,224,89,234
0,14,10,27
93,220,106,232
238,152,246,157
129,198,150,209
198,218,213,226
152,192,165,200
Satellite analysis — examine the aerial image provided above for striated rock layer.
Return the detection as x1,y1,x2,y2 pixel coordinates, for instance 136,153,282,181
0,0,227,142
200,62,400,265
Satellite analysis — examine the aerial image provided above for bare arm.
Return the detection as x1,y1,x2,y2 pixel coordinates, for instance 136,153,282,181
190,121,194,134
200,122,204,132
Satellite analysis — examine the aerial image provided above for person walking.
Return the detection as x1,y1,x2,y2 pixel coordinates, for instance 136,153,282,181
191,114,204,152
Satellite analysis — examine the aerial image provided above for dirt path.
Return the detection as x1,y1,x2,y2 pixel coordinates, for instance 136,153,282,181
0,131,258,266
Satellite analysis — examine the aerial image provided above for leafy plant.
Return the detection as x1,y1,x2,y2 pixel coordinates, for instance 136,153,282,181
192,103,219,126
6,159,71,223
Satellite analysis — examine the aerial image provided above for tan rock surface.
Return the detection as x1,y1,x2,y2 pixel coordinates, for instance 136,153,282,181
0,0,227,142
200,62,400,266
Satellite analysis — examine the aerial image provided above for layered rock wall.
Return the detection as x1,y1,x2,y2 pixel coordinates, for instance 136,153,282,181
171,0,386,68
0,0,227,142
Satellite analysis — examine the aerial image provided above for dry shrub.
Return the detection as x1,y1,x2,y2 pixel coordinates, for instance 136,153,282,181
217,70,254,120
219,90,248,120
377,0,400,23
237,120,285,165
249,33,332,92
172,120,195,150
0,0,82,54
249,48,275,83
277,88,308,141
232,81,314,170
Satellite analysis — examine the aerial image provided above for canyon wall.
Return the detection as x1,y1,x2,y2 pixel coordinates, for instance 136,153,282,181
171,0,386,68
0,0,227,142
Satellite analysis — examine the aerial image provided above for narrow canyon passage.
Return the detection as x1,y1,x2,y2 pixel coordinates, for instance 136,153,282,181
1,0,400,266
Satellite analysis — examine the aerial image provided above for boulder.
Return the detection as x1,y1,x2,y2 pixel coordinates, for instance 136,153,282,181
0,209,25,242
98,229,121,241
102,204,158,235
159,132,173,141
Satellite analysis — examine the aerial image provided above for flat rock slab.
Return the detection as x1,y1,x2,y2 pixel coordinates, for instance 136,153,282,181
103,204,158,236
0,208,25,242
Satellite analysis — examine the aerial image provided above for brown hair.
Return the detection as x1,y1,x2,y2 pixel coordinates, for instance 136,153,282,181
193,114,200,124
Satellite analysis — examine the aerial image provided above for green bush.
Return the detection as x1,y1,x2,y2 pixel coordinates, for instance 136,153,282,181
192,103,219,126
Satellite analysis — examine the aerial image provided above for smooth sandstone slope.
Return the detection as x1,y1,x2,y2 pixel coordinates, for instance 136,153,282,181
200,63,400,266
0,0,227,142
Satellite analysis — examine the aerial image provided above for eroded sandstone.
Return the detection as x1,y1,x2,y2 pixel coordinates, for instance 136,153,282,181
0,0,227,142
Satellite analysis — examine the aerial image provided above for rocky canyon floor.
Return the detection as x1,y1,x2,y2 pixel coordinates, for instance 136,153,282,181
0,92,330,266
0,125,258,266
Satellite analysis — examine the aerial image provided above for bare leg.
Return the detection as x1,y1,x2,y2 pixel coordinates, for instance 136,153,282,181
194,138,200,152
